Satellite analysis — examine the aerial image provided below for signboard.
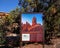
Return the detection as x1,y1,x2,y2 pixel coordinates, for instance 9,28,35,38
22,34,30,41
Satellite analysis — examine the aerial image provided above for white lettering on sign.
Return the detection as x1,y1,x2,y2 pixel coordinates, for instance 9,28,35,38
22,34,30,41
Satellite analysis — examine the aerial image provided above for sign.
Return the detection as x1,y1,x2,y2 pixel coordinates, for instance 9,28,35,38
22,34,30,41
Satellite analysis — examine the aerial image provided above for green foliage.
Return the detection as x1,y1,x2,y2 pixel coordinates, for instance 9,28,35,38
25,0,32,3
0,18,5,26
0,7,20,45
19,0,41,12
44,1,60,43
10,7,20,19
5,7,20,25
0,30,5,44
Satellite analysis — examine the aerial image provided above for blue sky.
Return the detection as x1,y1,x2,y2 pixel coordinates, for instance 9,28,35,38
22,13,43,25
0,0,18,13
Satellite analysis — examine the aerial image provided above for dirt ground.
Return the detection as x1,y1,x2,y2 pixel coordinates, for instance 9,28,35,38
21,38,60,48
21,44,43,48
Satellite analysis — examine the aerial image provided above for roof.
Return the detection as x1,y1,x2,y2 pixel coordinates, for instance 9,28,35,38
28,24,42,31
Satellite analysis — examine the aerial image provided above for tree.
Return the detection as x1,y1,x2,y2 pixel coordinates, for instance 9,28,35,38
44,0,60,44
18,0,41,12
5,7,20,25
9,7,20,20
